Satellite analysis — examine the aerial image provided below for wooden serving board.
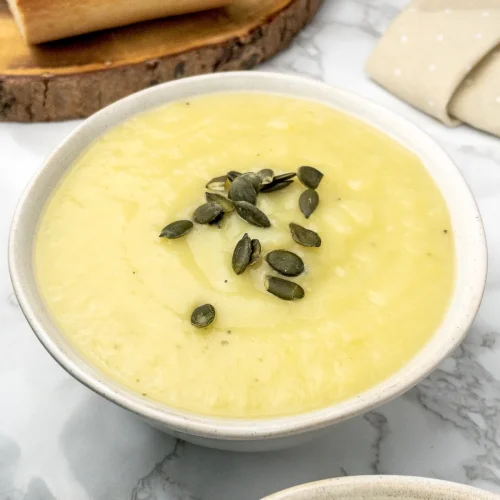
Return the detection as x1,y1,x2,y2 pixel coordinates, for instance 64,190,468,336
0,0,320,122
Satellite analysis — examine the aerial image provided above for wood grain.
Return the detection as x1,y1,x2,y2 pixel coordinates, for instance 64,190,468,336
0,0,321,121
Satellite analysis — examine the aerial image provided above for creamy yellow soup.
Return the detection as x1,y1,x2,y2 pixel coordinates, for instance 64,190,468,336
35,93,454,418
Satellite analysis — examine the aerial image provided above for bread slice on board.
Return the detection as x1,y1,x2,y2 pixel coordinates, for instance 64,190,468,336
7,0,233,44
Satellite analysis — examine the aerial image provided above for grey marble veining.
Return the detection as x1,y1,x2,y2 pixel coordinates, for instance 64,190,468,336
1,0,500,498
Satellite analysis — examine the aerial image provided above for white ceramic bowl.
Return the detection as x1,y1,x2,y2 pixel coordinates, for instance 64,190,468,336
9,72,487,451
262,476,498,499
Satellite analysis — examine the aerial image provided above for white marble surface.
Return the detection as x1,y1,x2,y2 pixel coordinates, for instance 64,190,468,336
1,0,500,498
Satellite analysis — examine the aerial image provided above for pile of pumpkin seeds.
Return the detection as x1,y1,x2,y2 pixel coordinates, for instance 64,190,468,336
159,165,324,328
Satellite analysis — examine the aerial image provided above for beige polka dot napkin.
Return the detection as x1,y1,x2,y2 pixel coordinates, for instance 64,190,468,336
366,0,500,137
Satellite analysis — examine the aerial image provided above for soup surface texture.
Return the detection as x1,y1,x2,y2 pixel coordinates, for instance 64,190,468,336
35,93,454,418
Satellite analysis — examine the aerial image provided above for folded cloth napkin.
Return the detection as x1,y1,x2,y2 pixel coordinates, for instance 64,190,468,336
366,0,500,137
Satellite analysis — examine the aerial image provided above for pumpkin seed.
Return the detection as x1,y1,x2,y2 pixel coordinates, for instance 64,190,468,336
205,192,235,212
250,239,261,265
274,172,296,182
159,220,194,239
205,175,227,192
289,222,322,247
234,201,271,228
191,304,216,328
227,171,242,181
299,189,319,219
297,166,324,189
266,250,304,277
260,179,294,193
257,169,274,185
209,211,224,228
193,202,223,224
229,176,257,205
265,276,305,301
232,233,252,275
241,172,262,192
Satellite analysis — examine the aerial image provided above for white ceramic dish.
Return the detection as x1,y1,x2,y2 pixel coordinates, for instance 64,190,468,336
262,476,499,499
9,72,487,451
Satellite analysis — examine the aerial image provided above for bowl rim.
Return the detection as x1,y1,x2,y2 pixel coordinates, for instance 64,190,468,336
9,71,488,441
261,475,499,499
